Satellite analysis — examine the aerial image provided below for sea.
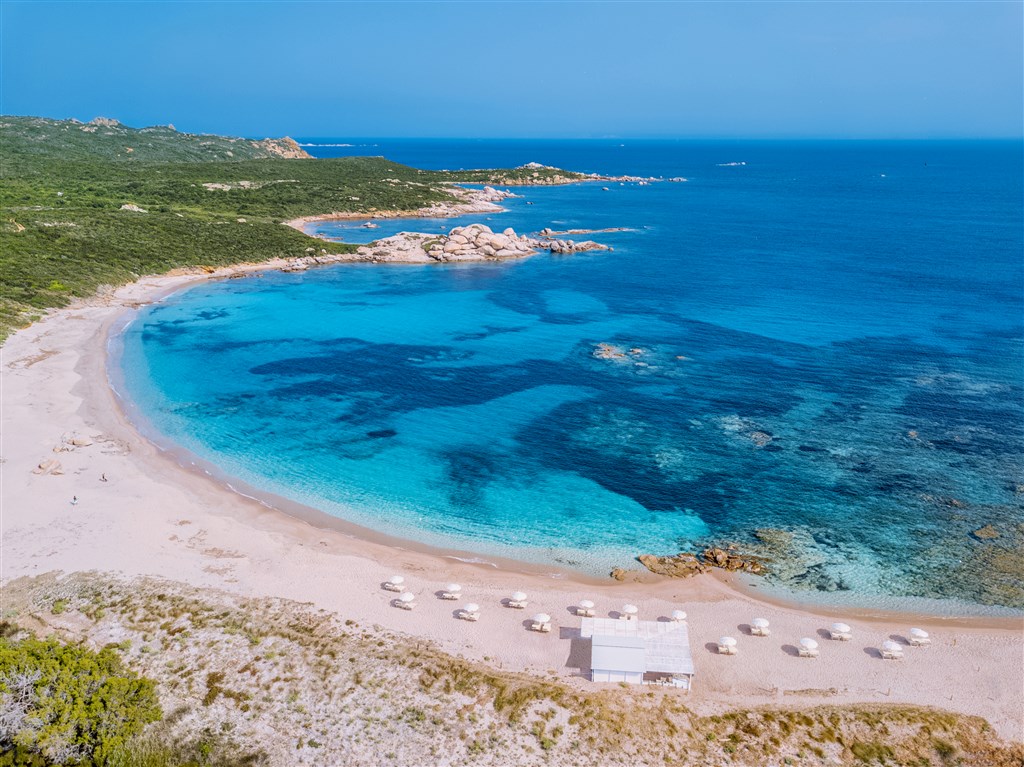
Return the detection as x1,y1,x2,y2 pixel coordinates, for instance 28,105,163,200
116,139,1024,613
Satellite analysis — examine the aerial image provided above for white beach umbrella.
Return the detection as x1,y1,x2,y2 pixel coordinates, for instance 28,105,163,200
445,583,462,594
387,575,405,586
622,604,639,616
578,599,595,610
510,591,527,602
799,637,818,650
719,636,737,648
752,618,770,629
532,613,551,624
909,628,929,639
882,640,902,653
464,603,480,613
831,622,851,634
398,591,415,603
671,610,688,622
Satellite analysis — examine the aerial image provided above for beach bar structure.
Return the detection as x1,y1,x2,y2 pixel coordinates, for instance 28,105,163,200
580,617,695,689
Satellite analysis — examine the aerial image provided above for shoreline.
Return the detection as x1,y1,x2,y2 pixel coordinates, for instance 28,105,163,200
107,290,1024,625
102,261,1023,625
281,184,516,234
2,260,1022,741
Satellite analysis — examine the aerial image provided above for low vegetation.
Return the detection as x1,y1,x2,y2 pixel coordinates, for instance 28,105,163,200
2,572,1020,766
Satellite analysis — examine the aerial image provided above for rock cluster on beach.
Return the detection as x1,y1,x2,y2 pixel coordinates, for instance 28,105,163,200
354,223,609,264
617,547,767,581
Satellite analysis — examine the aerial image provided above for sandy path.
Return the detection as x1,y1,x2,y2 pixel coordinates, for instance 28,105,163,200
1,263,1021,741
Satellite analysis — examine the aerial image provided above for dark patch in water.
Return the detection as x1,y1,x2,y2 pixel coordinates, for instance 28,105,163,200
443,449,502,509
451,325,529,342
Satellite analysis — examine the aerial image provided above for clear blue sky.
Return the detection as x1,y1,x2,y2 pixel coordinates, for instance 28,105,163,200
1,1,1021,139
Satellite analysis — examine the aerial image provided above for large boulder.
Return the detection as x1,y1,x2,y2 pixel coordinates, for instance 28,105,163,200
702,547,766,574
637,553,709,578
33,458,63,475
632,547,768,579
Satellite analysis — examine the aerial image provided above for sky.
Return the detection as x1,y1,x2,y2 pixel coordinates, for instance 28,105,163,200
1,1,1021,139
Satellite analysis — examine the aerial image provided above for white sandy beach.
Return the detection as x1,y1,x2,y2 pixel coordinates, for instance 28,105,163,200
1,262,1022,742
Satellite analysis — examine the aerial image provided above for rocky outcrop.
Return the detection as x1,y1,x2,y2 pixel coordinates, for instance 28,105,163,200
353,223,610,264
637,553,710,578
202,180,299,192
701,547,767,574
631,548,767,579
120,203,147,213
494,162,684,186
540,227,632,236
414,186,518,218
544,237,606,254
609,567,654,583
52,433,95,453
251,136,311,159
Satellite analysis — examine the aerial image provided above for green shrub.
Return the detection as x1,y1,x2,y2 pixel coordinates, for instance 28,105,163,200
0,635,161,764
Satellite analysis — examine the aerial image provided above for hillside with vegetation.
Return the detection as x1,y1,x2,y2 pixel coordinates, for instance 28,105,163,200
0,115,312,163
0,116,593,339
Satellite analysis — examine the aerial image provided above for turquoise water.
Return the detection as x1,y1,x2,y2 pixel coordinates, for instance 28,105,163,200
119,141,1024,610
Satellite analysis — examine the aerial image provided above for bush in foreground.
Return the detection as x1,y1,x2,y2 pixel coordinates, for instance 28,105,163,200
0,636,161,765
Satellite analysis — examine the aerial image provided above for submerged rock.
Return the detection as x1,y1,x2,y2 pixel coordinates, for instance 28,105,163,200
921,494,967,509
592,342,627,360
972,524,1001,540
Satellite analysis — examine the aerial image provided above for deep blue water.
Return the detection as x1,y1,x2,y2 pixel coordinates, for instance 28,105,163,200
119,140,1024,611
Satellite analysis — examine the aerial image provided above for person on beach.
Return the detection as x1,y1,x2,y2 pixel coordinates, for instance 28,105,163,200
71,496,78,506
100,473,108,482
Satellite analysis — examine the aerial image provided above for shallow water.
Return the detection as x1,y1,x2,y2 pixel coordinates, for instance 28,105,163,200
119,140,1024,610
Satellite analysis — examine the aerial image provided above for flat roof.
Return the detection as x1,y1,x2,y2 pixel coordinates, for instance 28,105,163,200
591,634,646,674
581,618,695,677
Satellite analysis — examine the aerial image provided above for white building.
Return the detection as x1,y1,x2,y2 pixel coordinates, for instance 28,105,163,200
580,617,695,689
